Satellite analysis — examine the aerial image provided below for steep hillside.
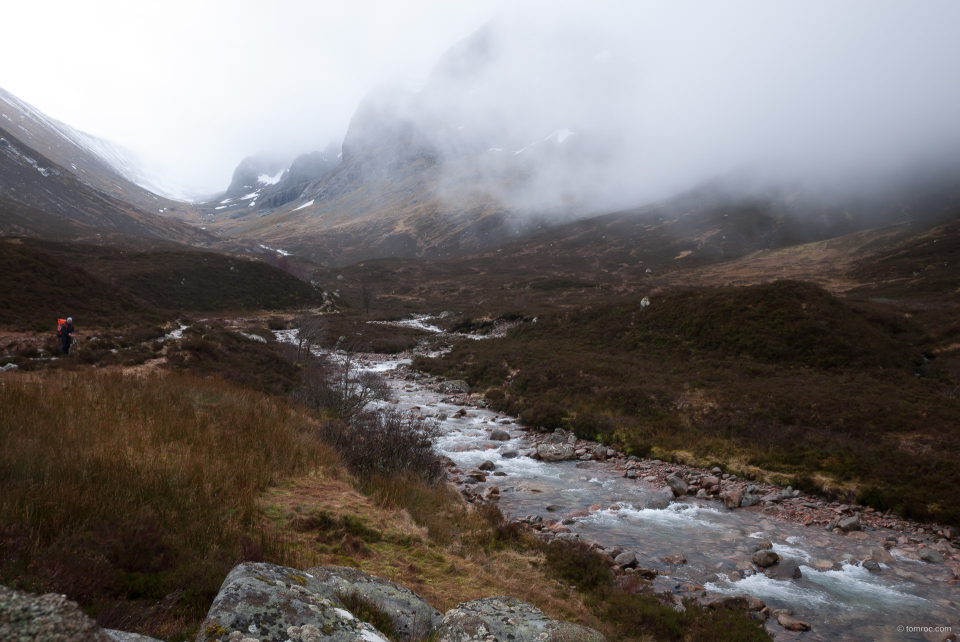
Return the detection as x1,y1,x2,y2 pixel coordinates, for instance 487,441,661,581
0,127,214,245
0,86,188,205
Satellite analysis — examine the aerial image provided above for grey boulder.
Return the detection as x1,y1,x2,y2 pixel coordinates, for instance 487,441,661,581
436,597,604,642
305,566,443,640
642,493,671,510
613,551,637,568
196,562,440,642
764,558,802,580
838,515,861,532
0,585,110,642
739,494,761,507
537,443,576,462
666,476,688,497
751,550,779,568
489,429,511,441
919,548,945,563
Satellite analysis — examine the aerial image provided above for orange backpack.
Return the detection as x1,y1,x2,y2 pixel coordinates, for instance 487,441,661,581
57,318,66,338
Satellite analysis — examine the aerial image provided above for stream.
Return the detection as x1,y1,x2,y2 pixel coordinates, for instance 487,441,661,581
275,321,959,641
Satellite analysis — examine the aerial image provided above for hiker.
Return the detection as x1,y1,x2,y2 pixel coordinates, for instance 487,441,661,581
60,317,75,355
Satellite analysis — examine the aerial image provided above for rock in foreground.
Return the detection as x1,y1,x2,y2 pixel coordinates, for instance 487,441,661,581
196,562,437,642
437,597,605,642
0,585,111,642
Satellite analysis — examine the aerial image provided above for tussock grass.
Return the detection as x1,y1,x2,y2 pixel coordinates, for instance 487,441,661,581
0,370,337,637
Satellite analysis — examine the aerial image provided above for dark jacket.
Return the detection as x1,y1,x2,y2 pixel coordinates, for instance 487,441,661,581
61,323,74,347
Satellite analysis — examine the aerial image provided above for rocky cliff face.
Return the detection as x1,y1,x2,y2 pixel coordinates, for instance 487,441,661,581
259,144,341,209
223,154,288,200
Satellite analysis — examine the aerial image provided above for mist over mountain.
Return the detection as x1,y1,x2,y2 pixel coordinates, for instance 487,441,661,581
190,4,960,265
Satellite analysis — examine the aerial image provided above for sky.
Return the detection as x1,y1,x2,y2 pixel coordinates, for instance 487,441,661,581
2,1,960,202
0,0,509,195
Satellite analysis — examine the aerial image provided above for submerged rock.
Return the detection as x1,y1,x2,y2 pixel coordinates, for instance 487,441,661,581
436,597,605,642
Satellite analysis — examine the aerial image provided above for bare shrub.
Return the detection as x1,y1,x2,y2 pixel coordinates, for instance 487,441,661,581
293,351,389,419
290,310,327,364
317,408,445,483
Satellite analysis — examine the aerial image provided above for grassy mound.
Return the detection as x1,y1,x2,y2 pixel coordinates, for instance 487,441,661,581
0,238,161,330
518,280,921,370
0,238,323,330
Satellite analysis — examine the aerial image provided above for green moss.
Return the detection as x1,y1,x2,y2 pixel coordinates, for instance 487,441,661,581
287,573,308,586
204,622,228,639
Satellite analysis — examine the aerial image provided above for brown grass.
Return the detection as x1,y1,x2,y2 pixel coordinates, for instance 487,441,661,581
0,370,338,638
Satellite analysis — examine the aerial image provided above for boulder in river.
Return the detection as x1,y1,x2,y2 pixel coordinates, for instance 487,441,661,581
489,429,511,441
871,547,895,564
919,548,945,563
477,460,495,471
436,597,605,642
501,450,519,459
537,443,576,462
663,553,687,565
838,515,861,532
722,488,743,509
751,550,779,568
777,613,811,631
862,560,882,573
667,476,688,497
764,558,802,580
643,493,671,510
614,551,637,568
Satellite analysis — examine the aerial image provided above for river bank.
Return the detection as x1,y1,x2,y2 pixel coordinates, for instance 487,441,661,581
344,338,959,642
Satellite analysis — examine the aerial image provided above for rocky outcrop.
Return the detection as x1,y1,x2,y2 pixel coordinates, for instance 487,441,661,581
224,154,287,199
192,563,605,642
303,566,442,641
261,145,340,209
436,597,604,642
0,585,111,642
196,563,409,642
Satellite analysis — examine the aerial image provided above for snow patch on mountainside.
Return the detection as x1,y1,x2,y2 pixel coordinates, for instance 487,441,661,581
258,169,286,185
